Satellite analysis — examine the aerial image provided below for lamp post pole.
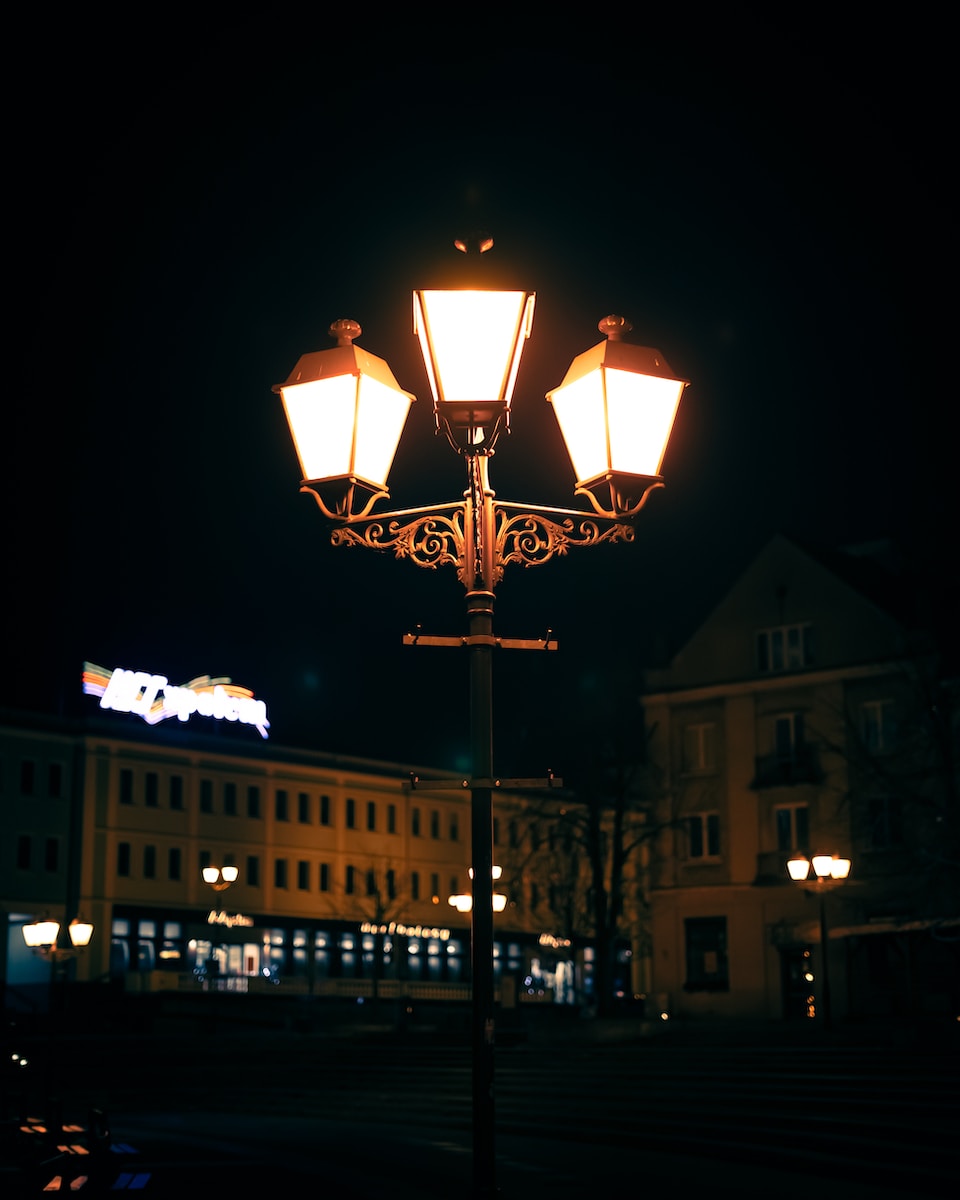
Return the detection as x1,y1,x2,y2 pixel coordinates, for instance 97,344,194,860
787,852,851,1032
274,239,688,1197
817,887,832,1031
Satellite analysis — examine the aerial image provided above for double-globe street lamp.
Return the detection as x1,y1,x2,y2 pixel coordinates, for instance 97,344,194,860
787,852,852,1030
273,238,688,1198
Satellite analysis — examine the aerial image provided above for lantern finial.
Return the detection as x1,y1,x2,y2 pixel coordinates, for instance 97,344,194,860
328,319,361,347
599,315,632,342
454,231,495,255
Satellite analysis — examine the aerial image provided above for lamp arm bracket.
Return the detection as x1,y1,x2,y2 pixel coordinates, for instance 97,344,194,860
330,508,467,574
321,498,636,582
493,505,635,571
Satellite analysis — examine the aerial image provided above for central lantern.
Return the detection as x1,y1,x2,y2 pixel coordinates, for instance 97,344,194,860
413,287,536,449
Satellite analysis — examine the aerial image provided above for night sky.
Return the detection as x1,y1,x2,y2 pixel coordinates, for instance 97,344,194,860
6,22,951,777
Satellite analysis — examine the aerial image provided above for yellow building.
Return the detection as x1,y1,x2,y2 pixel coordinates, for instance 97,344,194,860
1,701,588,1013
642,534,959,1026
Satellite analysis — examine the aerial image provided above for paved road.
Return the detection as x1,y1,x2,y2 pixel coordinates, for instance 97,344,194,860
3,1020,958,1197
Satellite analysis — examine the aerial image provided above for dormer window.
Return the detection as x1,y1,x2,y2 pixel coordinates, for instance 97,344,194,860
756,623,813,673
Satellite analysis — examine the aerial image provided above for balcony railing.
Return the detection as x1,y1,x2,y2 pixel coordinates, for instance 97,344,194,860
751,743,823,788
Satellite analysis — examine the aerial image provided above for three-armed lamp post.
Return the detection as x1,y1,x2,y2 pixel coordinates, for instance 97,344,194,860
274,238,688,1198
787,852,852,1030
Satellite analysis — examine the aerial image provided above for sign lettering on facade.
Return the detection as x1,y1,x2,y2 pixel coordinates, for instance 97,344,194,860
82,662,270,738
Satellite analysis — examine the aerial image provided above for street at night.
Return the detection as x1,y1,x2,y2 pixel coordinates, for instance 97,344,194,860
4,1006,958,1197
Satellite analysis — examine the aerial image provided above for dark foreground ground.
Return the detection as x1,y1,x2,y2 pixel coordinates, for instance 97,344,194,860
3,995,958,1198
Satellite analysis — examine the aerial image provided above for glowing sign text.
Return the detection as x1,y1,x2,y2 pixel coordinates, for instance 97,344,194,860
207,911,254,928
82,662,270,739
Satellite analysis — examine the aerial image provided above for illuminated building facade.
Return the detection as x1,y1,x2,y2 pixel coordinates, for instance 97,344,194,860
1,707,592,1011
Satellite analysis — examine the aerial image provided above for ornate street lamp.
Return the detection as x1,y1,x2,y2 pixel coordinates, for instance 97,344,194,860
274,238,688,1198
22,917,94,960
450,867,507,913
787,853,852,1029
202,865,239,892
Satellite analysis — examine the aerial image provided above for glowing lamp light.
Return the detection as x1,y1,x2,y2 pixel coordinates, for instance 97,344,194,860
68,919,94,948
23,919,60,949
448,892,507,913
788,853,852,882
546,315,687,516
468,866,503,880
414,288,535,437
787,855,811,881
202,865,239,891
274,319,415,519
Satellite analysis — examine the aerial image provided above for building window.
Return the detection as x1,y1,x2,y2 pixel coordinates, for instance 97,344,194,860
386,868,396,900
346,798,356,829
200,778,213,813
275,789,288,821
319,863,330,892
449,813,459,842
430,811,440,839
366,869,377,897
320,795,331,825
412,808,421,837
367,801,376,831
17,835,31,869
775,712,804,762
223,782,237,816
274,858,288,889
867,796,904,849
119,768,133,805
684,916,728,992
430,872,440,900
144,845,157,879
145,772,159,807
247,785,261,818
387,803,396,834
757,623,814,673
170,775,184,810
20,760,36,796
246,855,260,887
298,792,310,823
48,763,63,798
117,842,131,876
44,837,59,872
298,861,310,890
168,847,182,880
683,722,717,773
861,699,897,753
345,865,355,895
411,871,420,900
686,813,721,859
775,804,808,852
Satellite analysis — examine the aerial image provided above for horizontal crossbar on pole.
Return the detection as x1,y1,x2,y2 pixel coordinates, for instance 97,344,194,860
402,632,558,650
408,774,563,791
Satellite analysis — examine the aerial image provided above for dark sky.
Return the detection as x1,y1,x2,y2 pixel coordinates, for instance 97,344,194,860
6,22,951,775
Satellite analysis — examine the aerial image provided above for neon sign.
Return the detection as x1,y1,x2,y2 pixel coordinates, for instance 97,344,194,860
82,661,270,739
207,911,254,928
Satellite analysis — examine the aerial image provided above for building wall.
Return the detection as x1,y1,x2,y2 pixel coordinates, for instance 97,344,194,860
2,712,581,1005
643,535,959,1025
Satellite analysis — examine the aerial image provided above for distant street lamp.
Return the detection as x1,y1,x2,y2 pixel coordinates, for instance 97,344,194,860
450,866,507,913
787,853,852,1030
202,865,239,892
274,236,688,1198
22,916,95,1022
22,917,95,960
